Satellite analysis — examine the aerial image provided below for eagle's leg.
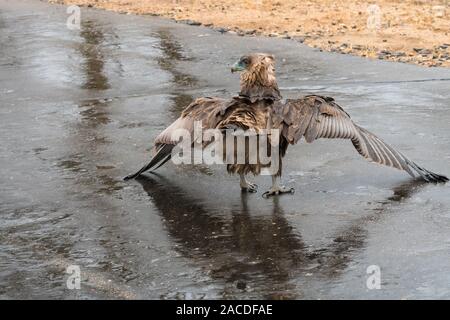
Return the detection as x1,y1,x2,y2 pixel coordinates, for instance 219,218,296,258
240,174,258,193
262,175,295,198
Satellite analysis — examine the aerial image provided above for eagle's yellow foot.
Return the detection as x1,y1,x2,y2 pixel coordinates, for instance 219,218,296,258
262,186,295,198
240,174,258,193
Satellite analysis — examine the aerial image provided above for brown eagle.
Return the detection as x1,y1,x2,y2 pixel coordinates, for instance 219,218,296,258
125,53,448,197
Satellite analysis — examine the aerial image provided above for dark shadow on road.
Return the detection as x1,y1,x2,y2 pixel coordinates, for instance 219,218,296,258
154,29,197,120
154,29,197,88
137,174,304,298
137,174,428,298
308,178,428,279
79,20,110,90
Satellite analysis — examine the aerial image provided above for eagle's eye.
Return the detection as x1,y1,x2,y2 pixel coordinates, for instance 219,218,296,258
240,57,250,66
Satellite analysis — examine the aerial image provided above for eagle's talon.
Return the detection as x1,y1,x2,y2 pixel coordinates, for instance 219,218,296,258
240,174,258,193
241,183,258,193
262,186,294,198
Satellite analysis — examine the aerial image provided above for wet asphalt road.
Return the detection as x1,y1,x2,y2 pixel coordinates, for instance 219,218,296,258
1,0,450,299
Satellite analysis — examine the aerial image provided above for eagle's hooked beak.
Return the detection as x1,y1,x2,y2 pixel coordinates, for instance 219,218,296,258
231,61,245,73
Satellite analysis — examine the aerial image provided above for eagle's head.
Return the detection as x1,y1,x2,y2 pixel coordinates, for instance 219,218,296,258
231,53,275,76
231,53,280,101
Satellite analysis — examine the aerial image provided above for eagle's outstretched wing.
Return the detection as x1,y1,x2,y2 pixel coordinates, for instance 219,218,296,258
276,95,448,183
124,97,231,180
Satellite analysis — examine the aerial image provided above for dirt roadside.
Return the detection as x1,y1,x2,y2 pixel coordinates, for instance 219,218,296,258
50,0,450,68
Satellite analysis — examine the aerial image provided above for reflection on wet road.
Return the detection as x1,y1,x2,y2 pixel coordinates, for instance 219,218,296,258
137,175,428,299
1,0,450,299
79,20,110,90
138,174,304,299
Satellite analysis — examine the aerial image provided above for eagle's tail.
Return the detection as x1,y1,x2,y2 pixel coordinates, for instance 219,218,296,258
123,144,174,181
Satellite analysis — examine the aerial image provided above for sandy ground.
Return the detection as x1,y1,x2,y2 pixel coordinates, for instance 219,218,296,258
49,0,450,67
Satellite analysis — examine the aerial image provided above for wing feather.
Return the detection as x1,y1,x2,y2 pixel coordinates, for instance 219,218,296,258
124,97,229,179
279,95,447,183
